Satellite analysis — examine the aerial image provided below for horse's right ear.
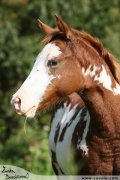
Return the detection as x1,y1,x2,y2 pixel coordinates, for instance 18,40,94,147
55,15,72,39
37,19,55,35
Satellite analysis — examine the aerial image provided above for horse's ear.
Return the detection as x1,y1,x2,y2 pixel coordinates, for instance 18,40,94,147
104,52,120,84
55,15,72,39
37,19,55,35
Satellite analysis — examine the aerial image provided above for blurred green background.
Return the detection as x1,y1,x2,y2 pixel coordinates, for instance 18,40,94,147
0,0,120,175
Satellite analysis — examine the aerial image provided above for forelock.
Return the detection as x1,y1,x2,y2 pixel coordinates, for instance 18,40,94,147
42,31,68,45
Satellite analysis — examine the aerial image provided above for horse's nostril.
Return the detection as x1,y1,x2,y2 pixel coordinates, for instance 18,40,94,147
14,97,21,110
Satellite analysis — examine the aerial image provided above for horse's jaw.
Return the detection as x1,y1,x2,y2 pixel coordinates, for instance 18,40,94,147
23,105,38,118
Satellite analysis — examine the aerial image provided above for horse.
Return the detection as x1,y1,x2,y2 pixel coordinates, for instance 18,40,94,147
11,16,120,175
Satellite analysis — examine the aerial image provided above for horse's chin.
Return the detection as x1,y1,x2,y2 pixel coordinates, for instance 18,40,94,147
23,106,38,119
24,111,36,119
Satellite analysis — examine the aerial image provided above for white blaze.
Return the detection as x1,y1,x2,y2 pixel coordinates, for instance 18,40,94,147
11,43,61,118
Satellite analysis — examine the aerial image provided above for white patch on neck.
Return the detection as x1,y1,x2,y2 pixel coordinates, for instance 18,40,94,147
82,65,120,95
77,111,90,155
49,103,90,174
49,103,68,152
12,43,62,118
82,64,98,77
55,103,81,174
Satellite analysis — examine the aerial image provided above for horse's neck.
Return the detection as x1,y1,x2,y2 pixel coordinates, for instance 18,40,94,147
81,87,120,137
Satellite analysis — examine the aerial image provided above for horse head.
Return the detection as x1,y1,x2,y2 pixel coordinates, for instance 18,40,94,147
11,16,120,118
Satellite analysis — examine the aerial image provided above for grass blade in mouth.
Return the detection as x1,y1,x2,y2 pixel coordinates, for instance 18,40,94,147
24,117,28,136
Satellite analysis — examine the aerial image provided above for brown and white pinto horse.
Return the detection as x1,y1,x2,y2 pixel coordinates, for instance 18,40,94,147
11,16,120,175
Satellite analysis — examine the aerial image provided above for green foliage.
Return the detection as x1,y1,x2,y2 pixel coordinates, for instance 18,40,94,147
0,0,120,175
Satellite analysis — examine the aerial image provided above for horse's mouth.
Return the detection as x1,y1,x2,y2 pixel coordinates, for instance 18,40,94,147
15,105,37,118
16,103,52,118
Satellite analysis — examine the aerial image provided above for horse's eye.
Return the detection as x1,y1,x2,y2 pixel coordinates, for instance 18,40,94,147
47,59,58,67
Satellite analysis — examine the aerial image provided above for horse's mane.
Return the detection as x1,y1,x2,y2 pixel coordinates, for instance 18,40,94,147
43,29,120,84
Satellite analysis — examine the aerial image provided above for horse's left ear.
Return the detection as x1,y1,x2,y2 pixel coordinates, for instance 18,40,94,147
55,15,72,39
37,19,55,35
